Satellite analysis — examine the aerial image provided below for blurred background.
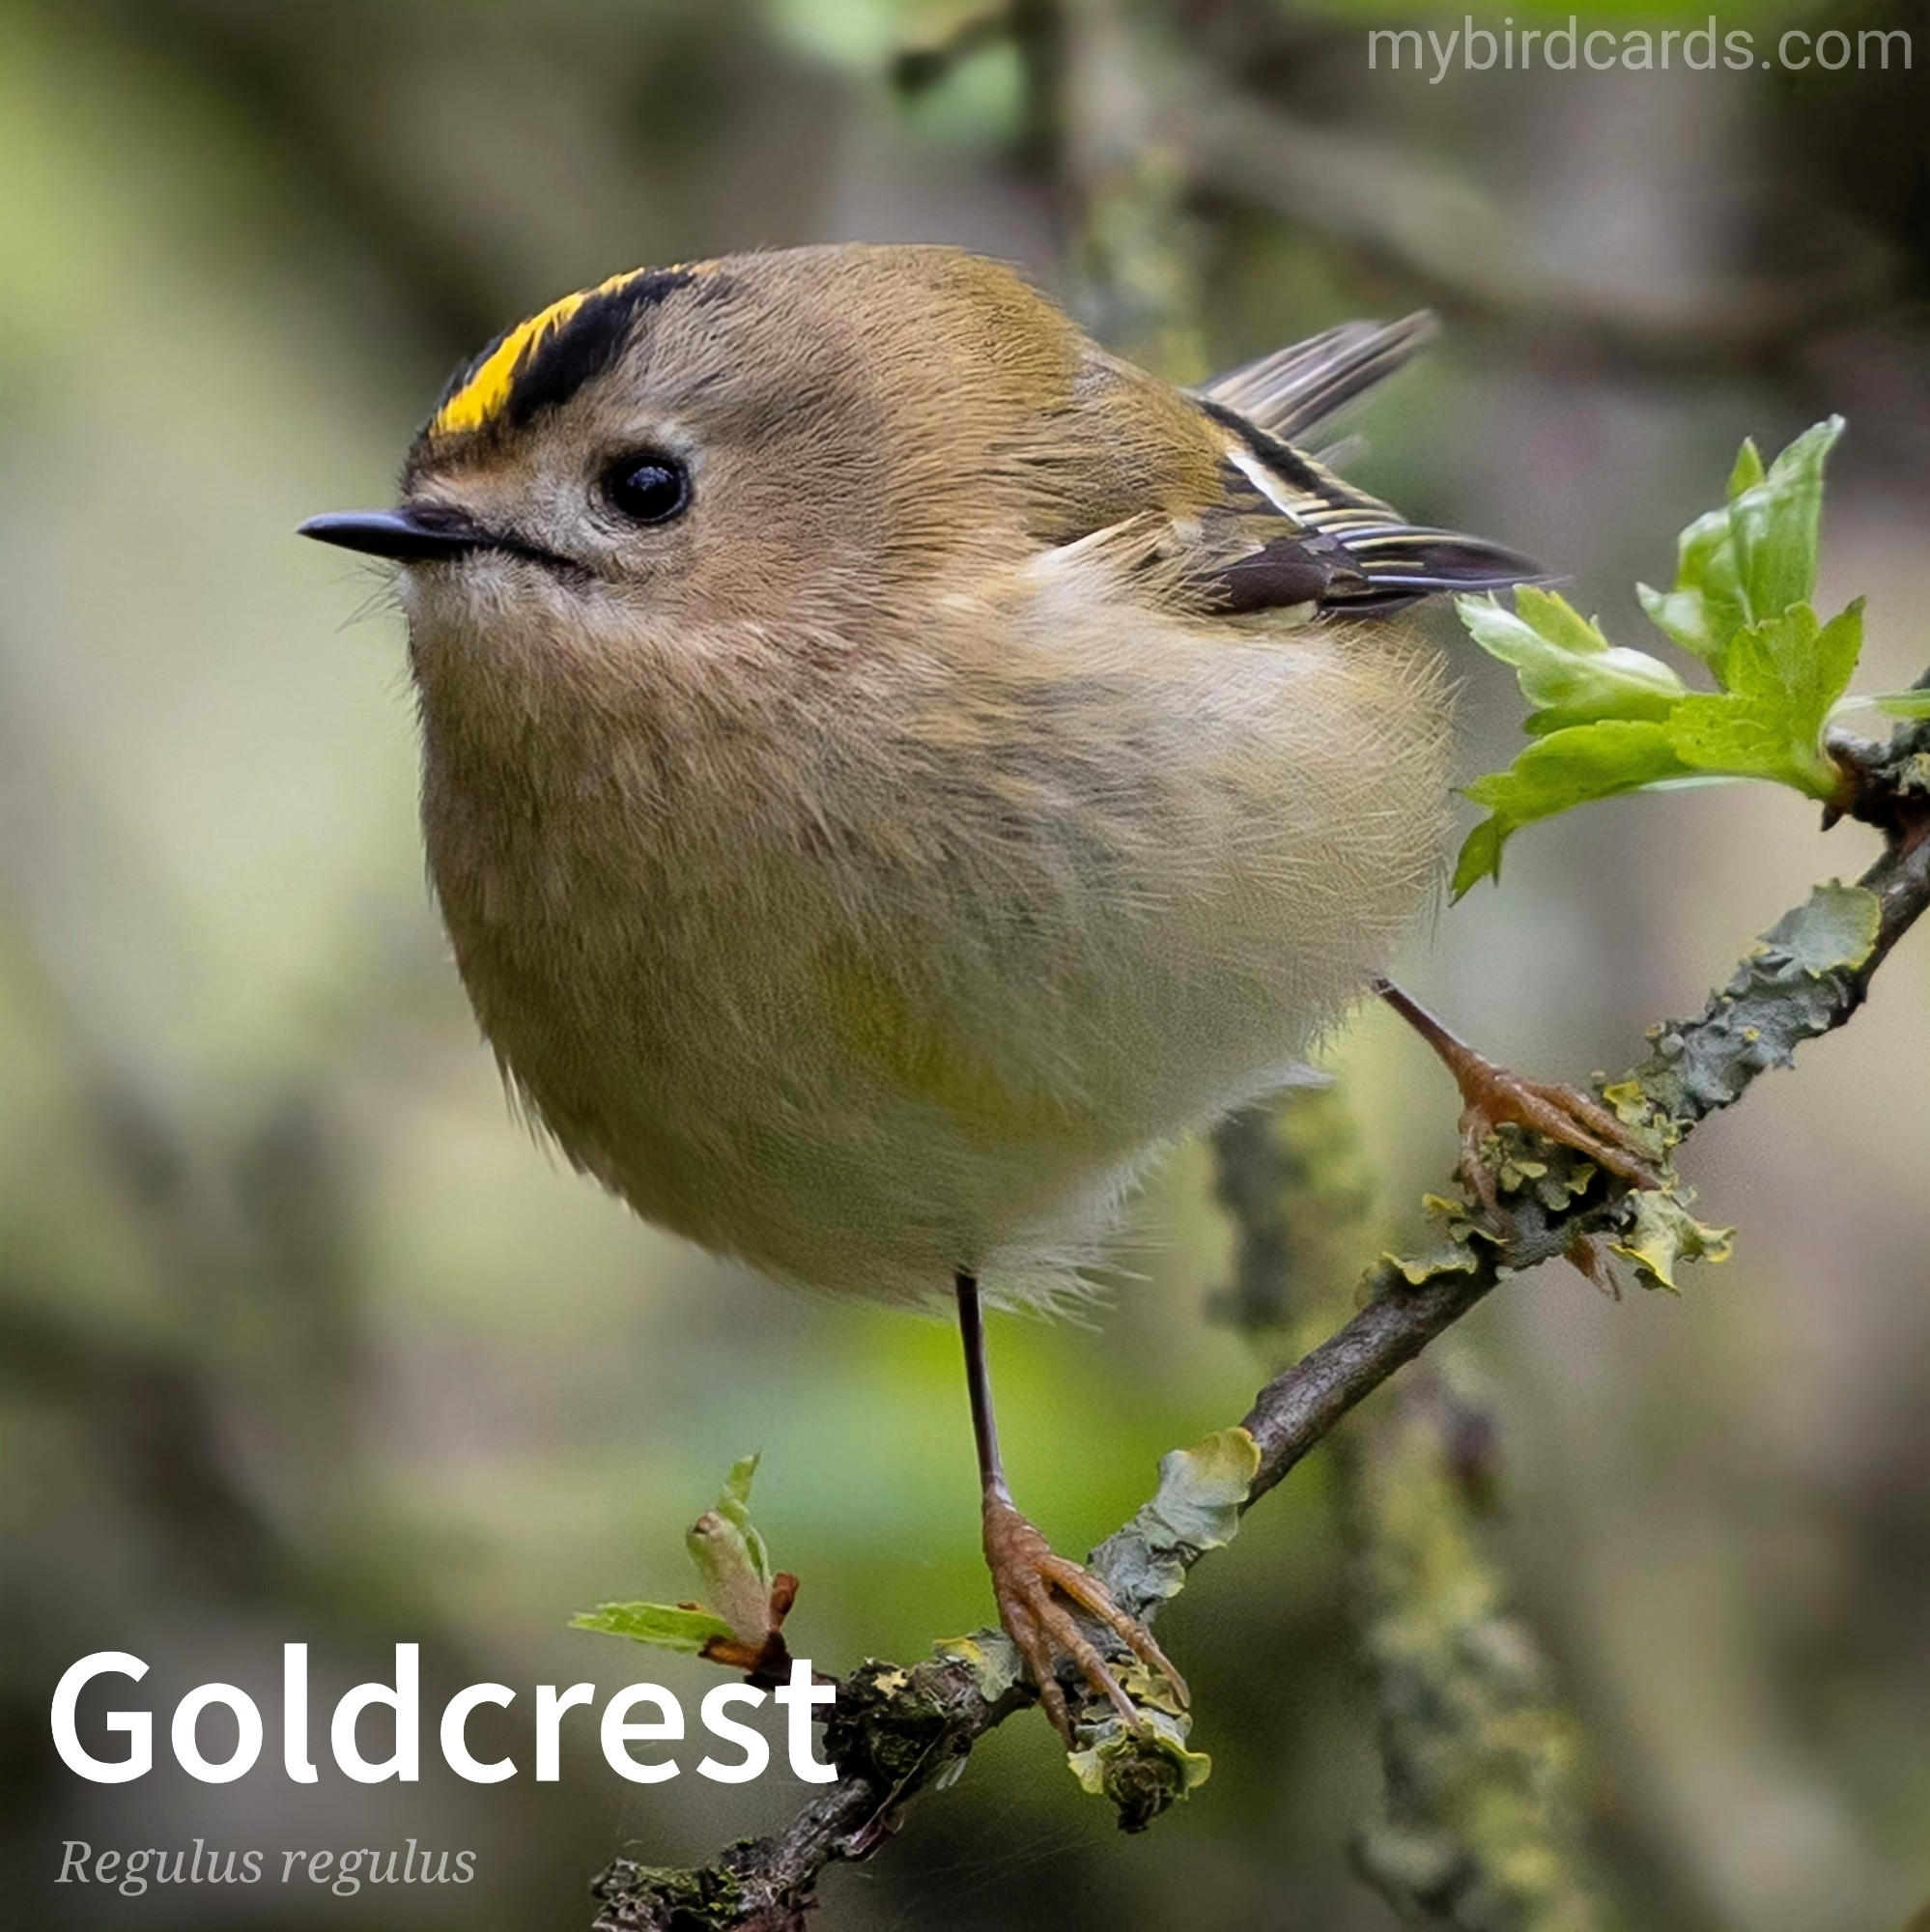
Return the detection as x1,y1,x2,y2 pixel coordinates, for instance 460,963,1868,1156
4,0,1927,1927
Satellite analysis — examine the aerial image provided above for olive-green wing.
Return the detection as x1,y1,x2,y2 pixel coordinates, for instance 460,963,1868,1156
1182,315,1543,615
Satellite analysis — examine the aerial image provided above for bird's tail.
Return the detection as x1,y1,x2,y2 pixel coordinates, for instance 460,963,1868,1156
1197,312,1439,443
1196,312,1546,611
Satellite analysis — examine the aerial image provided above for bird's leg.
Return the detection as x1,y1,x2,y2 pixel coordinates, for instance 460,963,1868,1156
955,1271,1186,1745
1371,976,1664,1216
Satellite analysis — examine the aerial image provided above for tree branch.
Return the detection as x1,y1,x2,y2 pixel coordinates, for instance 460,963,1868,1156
1220,1086,1621,1929
588,709,1930,1930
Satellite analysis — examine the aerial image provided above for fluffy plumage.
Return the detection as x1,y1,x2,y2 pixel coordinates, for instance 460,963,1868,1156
385,244,1531,1308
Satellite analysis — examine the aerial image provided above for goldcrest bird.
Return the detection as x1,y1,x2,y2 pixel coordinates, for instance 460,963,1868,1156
301,243,1652,1739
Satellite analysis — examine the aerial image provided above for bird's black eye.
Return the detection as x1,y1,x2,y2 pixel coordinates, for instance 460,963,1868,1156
602,451,691,525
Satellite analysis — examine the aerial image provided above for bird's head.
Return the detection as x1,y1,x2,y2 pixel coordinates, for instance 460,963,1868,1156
300,246,1090,679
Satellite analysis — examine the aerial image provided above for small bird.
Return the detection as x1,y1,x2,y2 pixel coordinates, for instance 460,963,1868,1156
302,244,1650,1740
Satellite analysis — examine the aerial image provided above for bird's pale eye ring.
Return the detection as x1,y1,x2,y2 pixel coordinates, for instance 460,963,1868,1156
601,450,691,526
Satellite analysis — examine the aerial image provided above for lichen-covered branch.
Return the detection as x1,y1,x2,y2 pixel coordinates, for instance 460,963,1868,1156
589,711,1930,1930
1244,719,1929,1504
1214,1087,1619,1931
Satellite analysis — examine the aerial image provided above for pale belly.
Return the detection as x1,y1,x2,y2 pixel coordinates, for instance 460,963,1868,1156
418,612,1449,1311
444,892,1188,1310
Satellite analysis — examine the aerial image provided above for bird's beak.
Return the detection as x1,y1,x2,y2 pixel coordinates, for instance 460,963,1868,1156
298,506,490,561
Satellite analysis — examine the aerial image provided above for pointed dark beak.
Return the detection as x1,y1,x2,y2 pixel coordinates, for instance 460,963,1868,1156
298,506,490,561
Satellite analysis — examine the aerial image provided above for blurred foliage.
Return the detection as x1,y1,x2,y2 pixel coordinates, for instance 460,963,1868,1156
1341,1368,1614,1932
4,0,1929,1929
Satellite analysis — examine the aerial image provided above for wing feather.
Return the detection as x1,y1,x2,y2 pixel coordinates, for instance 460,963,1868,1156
1197,312,1438,442
1173,318,1542,616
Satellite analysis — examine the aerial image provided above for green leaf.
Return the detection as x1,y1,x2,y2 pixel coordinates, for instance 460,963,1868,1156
1636,417,1843,676
1454,421,1875,887
1458,602,1859,895
1457,587,1686,735
1452,721,1693,895
1666,602,1863,798
720,1451,760,1513
575,1452,780,1654
686,1451,776,1641
1450,817,1507,900
1833,689,1930,722
1731,418,1840,635
1637,506,1746,672
569,1602,738,1653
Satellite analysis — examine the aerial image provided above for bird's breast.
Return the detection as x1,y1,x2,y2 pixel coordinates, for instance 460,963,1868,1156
407,592,1452,1303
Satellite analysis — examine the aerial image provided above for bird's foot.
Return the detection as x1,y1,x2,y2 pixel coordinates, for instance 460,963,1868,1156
1371,978,1663,1218
1453,1060,1664,1219
981,1489,1187,1746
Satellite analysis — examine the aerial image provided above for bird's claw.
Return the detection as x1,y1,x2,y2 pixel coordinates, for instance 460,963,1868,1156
1374,978,1666,1216
1456,1062,1664,1218
980,1491,1187,1746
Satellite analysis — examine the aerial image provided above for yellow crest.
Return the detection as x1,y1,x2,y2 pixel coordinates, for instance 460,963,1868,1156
430,266,695,439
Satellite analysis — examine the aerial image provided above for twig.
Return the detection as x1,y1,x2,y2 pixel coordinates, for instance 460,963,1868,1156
589,710,1930,1930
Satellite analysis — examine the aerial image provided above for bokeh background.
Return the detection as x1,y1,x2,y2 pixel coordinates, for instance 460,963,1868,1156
4,1,1927,1927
